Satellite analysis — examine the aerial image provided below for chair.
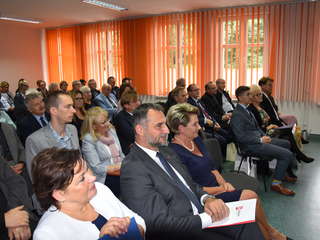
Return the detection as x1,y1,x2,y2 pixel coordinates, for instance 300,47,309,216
203,138,259,192
233,141,271,192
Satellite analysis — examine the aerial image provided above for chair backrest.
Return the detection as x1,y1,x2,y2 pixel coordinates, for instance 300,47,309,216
203,138,223,172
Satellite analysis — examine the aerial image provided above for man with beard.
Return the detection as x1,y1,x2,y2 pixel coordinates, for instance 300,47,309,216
120,103,264,240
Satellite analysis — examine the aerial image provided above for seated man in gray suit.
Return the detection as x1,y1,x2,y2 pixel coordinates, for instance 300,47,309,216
230,86,296,196
120,103,264,240
93,84,118,120
0,122,25,175
25,91,80,179
0,157,40,240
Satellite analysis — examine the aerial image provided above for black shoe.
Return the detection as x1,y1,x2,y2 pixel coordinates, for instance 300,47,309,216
301,137,309,144
298,156,314,163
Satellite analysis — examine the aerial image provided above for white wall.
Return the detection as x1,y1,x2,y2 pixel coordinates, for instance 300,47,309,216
278,101,320,135
0,22,43,89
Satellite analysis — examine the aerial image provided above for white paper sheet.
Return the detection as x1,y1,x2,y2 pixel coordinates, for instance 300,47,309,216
206,199,256,228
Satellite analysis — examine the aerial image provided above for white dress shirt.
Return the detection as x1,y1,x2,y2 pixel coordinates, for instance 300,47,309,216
222,93,234,113
136,143,213,228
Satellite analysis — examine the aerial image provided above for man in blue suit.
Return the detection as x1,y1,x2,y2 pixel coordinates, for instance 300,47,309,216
187,84,232,157
113,90,140,155
230,86,296,196
93,84,118,120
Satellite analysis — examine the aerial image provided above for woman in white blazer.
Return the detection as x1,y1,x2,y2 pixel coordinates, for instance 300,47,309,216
81,107,125,197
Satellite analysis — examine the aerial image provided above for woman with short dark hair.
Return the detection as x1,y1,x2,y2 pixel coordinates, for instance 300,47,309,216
32,147,145,240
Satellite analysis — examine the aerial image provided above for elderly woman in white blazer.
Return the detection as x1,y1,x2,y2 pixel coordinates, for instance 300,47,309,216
81,107,125,197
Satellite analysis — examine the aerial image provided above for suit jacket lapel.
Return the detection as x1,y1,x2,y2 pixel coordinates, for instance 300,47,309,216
30,114,42,129
1,124,18,162
160,148,197,192
43,126,59,147
131,144,182,187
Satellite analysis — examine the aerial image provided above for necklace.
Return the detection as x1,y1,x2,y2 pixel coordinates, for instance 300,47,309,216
174,137,195,152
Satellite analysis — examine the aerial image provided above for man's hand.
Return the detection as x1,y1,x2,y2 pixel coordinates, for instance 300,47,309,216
221,182,235,192
222,114,231,121
8,226,31,240
100,217,130,238
261,136,272,144
5,206,29,228
266,124,278,130
10,163,25,175
213,122,221,130
206,119,214,127
204,198,229,222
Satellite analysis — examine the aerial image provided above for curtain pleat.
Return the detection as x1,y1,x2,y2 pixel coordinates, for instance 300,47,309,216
46,2,320,102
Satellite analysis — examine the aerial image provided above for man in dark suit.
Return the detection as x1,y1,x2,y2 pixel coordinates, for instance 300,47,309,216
258,77,284,126
120,103,264,240
216,78,235,112
201,81,231,127
88,79,100,99
164,87,187,114
187,84,230,157
0,122,30,189
166,78,186,112
231,86,296,196
14,80,29,121
107,76,120,100
258,77,309,146
113,90,140,155
17,92,49,146
0,157,39,240
36,80,48,100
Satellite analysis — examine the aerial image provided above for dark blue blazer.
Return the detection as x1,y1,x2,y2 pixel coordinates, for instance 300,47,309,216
113,110,135,155
13,92,28,120
187,97,205,128
17,112,50,146
200,92,224,124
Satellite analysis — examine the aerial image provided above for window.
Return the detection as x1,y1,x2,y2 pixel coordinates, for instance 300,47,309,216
221,17,264,94
162,21,197,91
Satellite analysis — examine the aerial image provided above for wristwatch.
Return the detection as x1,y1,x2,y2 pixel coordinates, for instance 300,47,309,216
202,194,216,205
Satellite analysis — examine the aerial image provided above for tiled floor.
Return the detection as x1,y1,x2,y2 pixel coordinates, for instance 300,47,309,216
258,136,320,240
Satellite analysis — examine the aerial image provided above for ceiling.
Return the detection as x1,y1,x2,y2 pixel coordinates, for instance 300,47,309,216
0,0,296,29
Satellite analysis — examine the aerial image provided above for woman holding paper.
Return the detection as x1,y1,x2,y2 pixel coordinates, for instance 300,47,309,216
32,147,145,240
248,84,313,164
167,103,291,240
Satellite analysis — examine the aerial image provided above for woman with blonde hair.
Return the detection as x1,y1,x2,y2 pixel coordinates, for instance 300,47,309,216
248,84,313,164
167,103,291,240
81,107,124,197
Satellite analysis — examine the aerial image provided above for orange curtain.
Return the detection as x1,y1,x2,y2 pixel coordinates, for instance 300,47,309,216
46,2,320,103
46,23,125,88
46,27,82,86
265,1,320,103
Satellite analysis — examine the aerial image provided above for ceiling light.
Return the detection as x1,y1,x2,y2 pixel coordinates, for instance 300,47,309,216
0,16,42,24
81,0,128,11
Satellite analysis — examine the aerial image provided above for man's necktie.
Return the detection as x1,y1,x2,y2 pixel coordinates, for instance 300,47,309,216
40,116,47,127
197,101,212,120
156,152,204,213
106,96,117,108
